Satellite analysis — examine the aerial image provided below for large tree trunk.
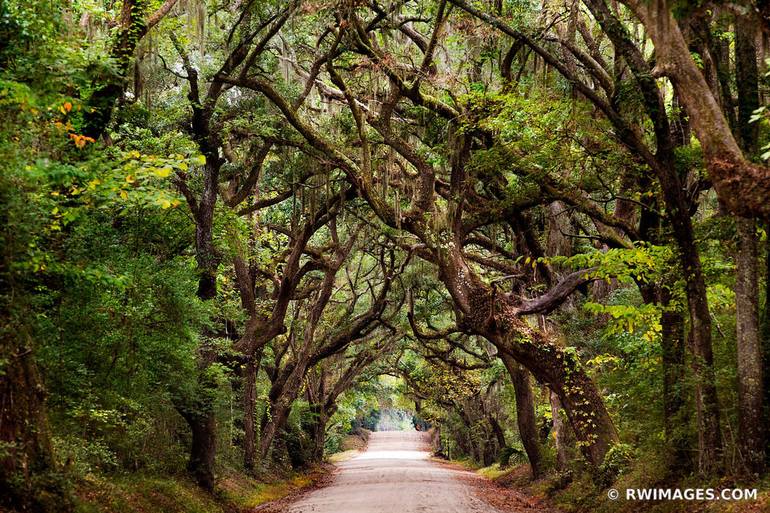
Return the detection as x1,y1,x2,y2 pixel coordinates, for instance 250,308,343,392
735,217,766,474
735,16,760,154
660,172,722,476
176,348,219,489
764,233,770,462
656,166,723,475
660,308,691,472
638,196,691,472
0,334,69,513
486,300,617,468
180,336,220,486
176,102,223,489
187,412,216,491
310,407,329,463
1,177,69,511
621,0,770,219
177,389,217,492
195,161,221,300
500,353,542,477
687,291,723,476
259,395,294,461
733,18,766,475
259,409,279,461
184,161,222,486
243,356,258,473
495,328,617,467
488,415,507,453
175,344,220,488
261,358,324,463
440,246,618,466
481,431,497,466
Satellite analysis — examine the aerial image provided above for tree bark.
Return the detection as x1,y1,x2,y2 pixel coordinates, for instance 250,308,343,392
177,390,217,492
735,217,766,474
488,415,507,453
657,166,723,475
440,244,618,466
0,334,68,512
194,158,221,300
733,17,766,475
639,236,690,470
188,413,216,491
496,328,618,468
309,406,330,462
259,334,325,462
764,233,770,462
659,308,691,472
259,396,293,461
735,16,760,154
395,209,621,467
500,353,542,477
620,0,770,219
243,356,258,473
2,182,69,511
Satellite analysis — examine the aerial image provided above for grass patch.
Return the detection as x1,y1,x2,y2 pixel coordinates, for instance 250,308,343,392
477,463,513,480
431,457,479,471
74,466,324,513
327,450,360,463
74,474,225,513
220,472,313,509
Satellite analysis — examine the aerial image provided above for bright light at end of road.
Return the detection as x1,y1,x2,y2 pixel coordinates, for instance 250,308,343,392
356,450,429,460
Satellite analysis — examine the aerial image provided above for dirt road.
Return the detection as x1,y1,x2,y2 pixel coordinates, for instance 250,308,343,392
286,431,501,513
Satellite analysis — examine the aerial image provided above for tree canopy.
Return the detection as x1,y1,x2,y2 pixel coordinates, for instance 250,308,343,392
2,0,770,512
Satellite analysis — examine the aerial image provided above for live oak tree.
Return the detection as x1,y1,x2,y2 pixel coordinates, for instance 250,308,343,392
226,7,621,466
4,1,770,511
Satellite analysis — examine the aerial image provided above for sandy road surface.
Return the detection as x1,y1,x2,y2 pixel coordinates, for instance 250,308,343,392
287,431,501,513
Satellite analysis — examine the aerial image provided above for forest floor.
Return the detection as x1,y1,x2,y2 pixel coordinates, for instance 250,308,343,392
479,462,770,513
72,464,331,513
256,431,559,513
